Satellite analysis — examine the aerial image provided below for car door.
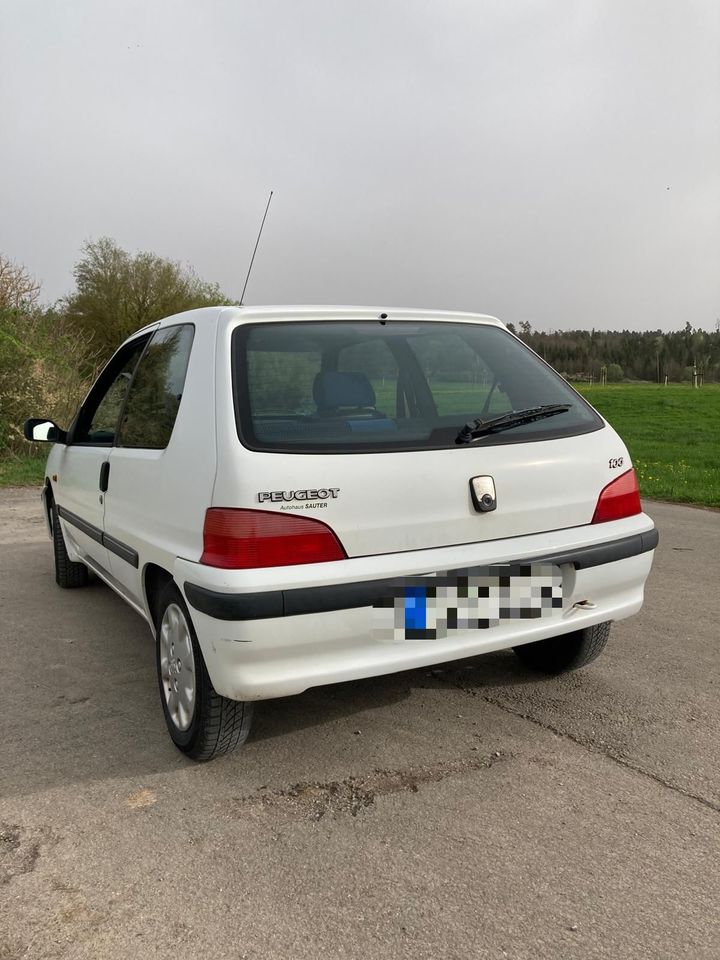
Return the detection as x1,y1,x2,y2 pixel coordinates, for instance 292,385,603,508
54,334,152,575
103,323,196,603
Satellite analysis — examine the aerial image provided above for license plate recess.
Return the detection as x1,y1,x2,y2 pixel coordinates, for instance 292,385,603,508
373,563,564,642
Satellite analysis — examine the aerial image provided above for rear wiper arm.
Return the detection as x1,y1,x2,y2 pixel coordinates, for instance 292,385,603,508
455,404,572,444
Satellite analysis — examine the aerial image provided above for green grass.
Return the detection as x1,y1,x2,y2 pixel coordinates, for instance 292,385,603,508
576,384,720,508
0,454,47,487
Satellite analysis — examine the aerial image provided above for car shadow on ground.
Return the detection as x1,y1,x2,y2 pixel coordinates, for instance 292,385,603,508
249,649,540,745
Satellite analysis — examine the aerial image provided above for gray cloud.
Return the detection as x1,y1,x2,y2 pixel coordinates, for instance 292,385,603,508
1,0,718,330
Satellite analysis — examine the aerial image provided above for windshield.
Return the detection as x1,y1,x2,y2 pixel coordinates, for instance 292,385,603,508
232,320,603,452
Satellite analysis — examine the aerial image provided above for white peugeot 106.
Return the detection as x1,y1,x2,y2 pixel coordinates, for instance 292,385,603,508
26,307,658,760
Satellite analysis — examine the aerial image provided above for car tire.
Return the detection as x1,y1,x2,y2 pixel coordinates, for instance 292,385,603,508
51,501,89,588
513,621,611,674
155,582,253,761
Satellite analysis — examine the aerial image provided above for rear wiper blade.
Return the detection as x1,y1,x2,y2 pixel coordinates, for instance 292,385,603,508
455,404,572,444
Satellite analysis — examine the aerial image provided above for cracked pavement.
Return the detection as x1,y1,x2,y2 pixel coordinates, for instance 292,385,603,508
0,489,718,959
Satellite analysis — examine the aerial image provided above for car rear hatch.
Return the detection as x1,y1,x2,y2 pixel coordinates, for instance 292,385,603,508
216,313,625,558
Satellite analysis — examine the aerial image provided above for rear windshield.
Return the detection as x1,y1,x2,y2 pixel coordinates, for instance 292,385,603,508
232,320,603,453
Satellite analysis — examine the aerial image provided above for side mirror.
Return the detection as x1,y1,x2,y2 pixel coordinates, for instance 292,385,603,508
23,418,67,444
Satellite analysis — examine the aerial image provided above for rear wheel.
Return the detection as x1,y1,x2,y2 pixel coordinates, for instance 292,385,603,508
513,621,611,674
155,583,253,761
51,501,89,588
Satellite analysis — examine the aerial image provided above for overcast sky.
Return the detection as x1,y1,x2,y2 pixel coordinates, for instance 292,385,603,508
1,0,718,331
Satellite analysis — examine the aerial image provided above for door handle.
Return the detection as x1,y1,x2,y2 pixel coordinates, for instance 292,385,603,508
99,461,110,493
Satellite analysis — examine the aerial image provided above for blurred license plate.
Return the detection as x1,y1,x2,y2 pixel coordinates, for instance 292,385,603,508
373,564,563,642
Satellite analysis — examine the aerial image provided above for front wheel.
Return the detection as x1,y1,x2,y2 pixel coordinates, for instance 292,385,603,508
513,621,611,674
155,583,253,761
51,501,89,588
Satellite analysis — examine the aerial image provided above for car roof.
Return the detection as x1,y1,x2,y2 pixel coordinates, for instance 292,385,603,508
217,305,504,326
130,305,505,342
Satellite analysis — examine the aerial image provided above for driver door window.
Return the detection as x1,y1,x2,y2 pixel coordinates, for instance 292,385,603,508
73,338,148,445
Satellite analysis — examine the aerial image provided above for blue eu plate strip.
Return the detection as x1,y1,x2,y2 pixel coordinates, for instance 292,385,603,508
404,586,427,631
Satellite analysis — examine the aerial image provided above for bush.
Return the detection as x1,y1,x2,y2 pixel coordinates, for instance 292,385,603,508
0,307,94,456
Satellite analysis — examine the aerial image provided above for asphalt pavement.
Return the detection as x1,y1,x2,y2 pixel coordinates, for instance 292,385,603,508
0,488,718,960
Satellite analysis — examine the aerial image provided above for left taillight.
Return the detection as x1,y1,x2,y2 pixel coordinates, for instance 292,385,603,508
591,468,642,524
200,508,348,569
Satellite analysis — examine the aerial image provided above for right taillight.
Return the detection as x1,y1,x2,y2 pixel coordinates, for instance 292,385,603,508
591,468,642,523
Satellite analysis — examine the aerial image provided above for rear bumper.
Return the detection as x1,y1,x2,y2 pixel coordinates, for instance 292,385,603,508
174,518,658,701
184,527,658,621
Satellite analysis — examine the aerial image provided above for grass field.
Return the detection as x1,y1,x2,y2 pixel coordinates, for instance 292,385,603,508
576,383,720,508
1,384,718,506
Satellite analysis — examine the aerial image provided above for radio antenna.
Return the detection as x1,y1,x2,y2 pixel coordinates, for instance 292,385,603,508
240,190,274,306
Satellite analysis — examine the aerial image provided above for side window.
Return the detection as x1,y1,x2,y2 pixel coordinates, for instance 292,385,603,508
73,339,148,445
117,325,195,449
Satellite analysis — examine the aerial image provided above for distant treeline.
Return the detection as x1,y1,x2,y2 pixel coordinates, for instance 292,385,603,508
508,321,719,384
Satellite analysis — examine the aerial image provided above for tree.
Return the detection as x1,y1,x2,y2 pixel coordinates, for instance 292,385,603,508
0,255,40,311
61,238,234,365
654,335,664,383
690,330,705,387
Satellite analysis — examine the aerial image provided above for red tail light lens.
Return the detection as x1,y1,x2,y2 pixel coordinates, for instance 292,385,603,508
200,508,347,569
591,468,642,524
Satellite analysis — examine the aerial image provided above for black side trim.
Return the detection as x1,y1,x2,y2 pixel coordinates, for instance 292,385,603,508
57,506,103,545
532,527,659,570
57,506,139,569
103,533,139,569
184,527,659,622
184,583,284,620
640,527,661,555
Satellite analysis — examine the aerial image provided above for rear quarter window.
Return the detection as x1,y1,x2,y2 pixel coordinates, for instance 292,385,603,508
117,324,195,449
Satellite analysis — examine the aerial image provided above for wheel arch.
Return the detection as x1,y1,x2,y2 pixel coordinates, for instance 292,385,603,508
143,563,175,632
